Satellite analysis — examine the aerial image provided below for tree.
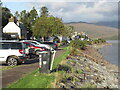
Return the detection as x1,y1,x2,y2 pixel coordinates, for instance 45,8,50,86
32,16,50,38
29,7,38,21
29,7,38,29
40,7,48,17
15,11,20,19
31,6,74,40
15,7,38,31
63,25,74,37
1,6,12,27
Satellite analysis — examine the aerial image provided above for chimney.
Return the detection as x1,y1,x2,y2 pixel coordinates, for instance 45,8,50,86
9,16,14,22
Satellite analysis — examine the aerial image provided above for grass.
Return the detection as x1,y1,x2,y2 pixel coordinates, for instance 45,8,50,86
52,46,70,69
8,69,55,88
7,46,70,88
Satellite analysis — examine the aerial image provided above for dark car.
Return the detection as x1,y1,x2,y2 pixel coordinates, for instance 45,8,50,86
42,42,58,50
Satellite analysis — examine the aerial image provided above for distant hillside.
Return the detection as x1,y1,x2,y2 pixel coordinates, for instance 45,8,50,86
94,21,118,28
66,22,118,40
65,21,91,24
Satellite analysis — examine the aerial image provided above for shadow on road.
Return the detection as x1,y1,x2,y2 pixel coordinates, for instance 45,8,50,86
1,58,39,66
23,59,39,65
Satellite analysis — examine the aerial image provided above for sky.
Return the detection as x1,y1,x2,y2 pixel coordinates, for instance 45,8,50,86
1,0,119,23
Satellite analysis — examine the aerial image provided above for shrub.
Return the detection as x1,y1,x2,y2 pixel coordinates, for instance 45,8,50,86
83,40,92,45
92,39,106,44
70,40,86,50
69,40,86,55
70,47,78,55
61,40,68,45
98,38,106,43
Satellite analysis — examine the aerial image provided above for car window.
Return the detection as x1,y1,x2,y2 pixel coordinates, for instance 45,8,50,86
10,43,22,49
22,43,28,49
30,43,37,47
23,42,30,47
31,42,37,44
0,43,10,49
31,41,40,45
0,44,1,49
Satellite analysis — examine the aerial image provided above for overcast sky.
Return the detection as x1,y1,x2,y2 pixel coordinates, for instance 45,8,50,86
2,0,119,23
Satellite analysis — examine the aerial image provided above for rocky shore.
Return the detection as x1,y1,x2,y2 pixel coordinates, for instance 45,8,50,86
56,43,119,88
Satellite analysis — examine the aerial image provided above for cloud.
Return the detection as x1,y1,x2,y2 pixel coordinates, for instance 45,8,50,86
46,1,118,22
3,0,118,23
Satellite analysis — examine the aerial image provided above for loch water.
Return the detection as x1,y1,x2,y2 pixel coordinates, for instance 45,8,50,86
99,40,119,66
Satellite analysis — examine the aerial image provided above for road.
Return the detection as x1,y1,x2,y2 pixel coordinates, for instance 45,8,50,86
1,46,65,88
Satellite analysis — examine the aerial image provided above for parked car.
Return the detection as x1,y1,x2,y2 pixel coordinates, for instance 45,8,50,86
22,41,47,55
21,40,54,51
42,42,58,50
0,41,27,66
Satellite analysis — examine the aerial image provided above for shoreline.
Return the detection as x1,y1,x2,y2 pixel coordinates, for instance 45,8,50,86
57,43,118,88
91,43,118,71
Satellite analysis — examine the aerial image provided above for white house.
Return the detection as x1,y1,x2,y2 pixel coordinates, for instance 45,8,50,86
3,17,21,39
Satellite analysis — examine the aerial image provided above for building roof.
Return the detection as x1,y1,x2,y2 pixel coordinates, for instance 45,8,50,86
3,22,21,33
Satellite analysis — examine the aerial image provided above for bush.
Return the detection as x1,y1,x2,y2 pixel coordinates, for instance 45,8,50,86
83,40,92,45
70,40,86,50
98,39,106,43
92,39,106,44
61,40,68,45
70,47,78,55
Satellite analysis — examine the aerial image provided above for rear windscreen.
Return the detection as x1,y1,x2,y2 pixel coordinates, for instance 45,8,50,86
10,43,22,49
0,43,10,49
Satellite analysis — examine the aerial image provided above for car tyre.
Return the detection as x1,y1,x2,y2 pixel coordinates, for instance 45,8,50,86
7,56,18,66
35,50,41,55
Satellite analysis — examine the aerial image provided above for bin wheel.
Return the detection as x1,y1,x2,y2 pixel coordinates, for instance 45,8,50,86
7,56,18,66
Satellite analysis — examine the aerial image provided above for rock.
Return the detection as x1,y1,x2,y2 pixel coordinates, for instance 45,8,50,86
59,83,67,88
85,66,90,72
66,82,75,88
57,51,118,89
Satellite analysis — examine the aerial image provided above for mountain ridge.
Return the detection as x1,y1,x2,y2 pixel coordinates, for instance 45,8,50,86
65,21,118,29
66,22,118,40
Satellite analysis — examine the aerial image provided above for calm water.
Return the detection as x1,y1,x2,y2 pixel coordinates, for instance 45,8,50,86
99,40,119,66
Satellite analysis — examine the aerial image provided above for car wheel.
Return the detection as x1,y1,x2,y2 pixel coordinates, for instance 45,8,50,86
35,50,41,55
7,57,18,66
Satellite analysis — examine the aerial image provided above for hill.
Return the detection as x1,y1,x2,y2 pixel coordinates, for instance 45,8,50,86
66,22,118,40
94,21,118,28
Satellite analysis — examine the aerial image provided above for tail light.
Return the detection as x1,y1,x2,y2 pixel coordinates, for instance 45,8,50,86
41,48,45,51
55,44,58,46
19,49,24,54
33,46,46,51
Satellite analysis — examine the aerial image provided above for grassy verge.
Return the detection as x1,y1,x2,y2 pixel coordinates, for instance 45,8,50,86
7,46,70,88
8,69,55,88
52,46,70,69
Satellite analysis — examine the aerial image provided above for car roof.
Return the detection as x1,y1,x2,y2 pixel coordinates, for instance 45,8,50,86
0,40,21,43
43,42,55,44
